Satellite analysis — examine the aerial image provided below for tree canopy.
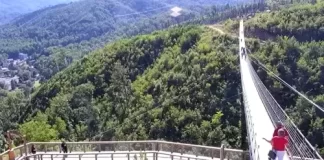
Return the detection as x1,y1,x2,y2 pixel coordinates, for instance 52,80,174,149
14,26,245,149
19,112,59,142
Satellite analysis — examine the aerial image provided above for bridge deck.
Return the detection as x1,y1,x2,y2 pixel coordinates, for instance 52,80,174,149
239,20,289,160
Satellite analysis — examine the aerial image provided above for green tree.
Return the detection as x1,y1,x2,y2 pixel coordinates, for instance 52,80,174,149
19,112,58,142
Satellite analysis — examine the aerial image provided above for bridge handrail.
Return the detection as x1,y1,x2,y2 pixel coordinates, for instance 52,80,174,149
240,63,259,160
0,140,249,160
25,141,240,151
0,145,26,159
19,151,218,160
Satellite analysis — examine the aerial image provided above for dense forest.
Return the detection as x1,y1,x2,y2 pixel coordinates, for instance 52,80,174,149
0,0,258,81
245,1,324,42
2,26,245,150
0,0,264,108
0,0,259,80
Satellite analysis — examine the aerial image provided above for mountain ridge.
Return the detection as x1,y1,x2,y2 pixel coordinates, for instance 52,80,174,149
0,0,80,25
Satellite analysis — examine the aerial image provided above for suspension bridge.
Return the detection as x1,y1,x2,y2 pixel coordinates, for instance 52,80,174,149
0,20,323,160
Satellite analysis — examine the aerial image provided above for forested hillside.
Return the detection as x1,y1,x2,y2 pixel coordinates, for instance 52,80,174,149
12,26,245,149
241,1,324,154
245,1,324,41
0,0,248,25
0,0,258,82
0,0,250,57
0,0,178,57
0,0,79,25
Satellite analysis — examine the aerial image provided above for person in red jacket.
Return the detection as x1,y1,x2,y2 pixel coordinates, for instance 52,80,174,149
264,129,288,160
273,121,289,138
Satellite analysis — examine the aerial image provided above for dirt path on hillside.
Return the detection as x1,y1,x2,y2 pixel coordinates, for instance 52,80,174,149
207,25,225,35
207,25,266,45
207,25,238,38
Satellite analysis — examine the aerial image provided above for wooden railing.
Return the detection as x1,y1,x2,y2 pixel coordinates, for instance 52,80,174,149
0,141,249,160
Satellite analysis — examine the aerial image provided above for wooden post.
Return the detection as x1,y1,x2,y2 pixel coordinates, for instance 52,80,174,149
19,148,23,157
144,143,146,151
156,142,159,151
23,135,28,158
181,145,184,155
220,144,225,160
211,149,214,159
7,131,15,160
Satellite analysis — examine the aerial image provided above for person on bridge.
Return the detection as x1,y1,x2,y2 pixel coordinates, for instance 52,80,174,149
61,141,68,153
31,144,36,154
241,47,246,59
273,121,289,138
264,129,288,160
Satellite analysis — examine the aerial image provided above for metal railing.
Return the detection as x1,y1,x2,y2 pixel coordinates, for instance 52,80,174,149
0,141,249,160
20,151,208,160
240,59,260,160
20,151,239,160
0,145,27,160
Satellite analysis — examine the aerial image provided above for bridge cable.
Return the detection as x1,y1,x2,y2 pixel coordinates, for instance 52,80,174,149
242,48,321,159
248,55,324,113
245,57,311,159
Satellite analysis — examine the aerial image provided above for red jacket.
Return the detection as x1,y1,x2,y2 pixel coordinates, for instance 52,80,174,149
271,136,288,151
273,127,289,137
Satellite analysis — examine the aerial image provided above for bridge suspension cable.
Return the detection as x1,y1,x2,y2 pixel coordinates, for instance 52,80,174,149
248,55,324,113
243,53,323,159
